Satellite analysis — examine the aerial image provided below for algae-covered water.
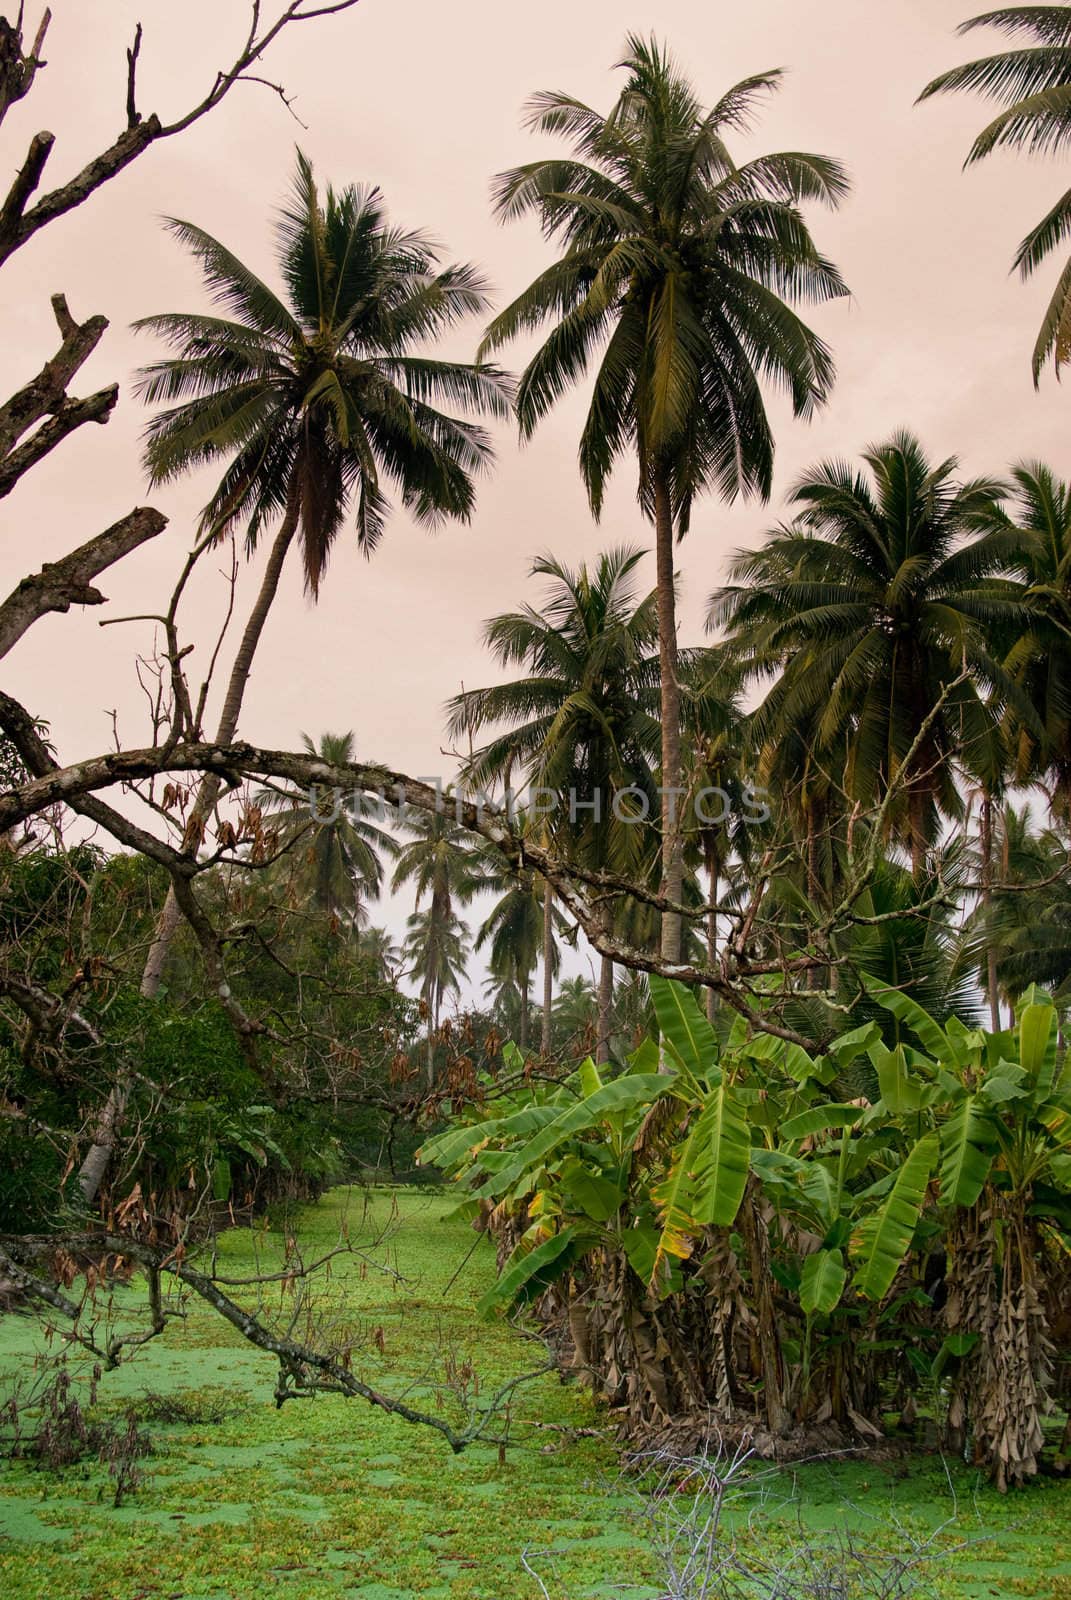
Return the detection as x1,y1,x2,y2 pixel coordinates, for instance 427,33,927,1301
0,1187,1067,1598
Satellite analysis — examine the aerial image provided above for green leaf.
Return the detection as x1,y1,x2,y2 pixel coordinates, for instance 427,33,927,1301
578,1057,603,1098
829,1021,881,1065
862,973,961,1064
780,1104,865,1142
745,1031,820,1082
649,1083,750,1286
871,1043,923,1114
800,1161,838,1231
800,1247,847,1316
932,1332,979,1380
473,1076,669,1200
1039,1091,1071,1145
980,1059,1029,1104
627,1037,661,1076
478,1227,579,1316
211,1157,232,1203
649,974,717,1080
1019,1001,1058,1099
852,1135,938,1302
558,1156,623,1222
939,1095,997,1208
417,1105,559,1171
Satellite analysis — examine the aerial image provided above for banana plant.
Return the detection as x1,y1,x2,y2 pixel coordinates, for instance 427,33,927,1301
862,975,1071,1215
418,1043,673,1313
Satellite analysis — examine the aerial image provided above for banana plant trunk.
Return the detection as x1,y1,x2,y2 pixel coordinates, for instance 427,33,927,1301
740,1177,788,1436
652,466,683,967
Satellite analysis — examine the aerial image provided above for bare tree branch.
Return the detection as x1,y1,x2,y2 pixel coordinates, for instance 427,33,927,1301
0,294,119,497
0,506,166,659
0,1,363,268
124,22,142,129
0,8,50,128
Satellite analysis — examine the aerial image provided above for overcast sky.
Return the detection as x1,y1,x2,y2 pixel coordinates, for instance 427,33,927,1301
4,0,1069,989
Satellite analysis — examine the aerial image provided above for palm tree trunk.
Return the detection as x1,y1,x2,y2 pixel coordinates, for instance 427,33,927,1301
652,466,683,966
77,500,300,1210
596,904,614,1064
427,987,438,1089
140,498,300,1000
908,785,927,883
705,843,719,1026
541,878,554,1056
805,798,821,904
980,789,1001,1032
519,968,530,1053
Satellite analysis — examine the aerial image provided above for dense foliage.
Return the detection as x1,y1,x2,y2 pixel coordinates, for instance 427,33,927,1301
423,976,1071,1489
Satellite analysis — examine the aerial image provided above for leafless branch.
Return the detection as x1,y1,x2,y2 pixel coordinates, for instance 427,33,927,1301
0,0,362,268
0,294,120,497
0,506,166,659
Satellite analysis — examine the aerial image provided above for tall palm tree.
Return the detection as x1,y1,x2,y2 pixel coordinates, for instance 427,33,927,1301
392,804,482,1084
359,924,401,981
447,545,661,1061
401,907,470,1083
973,462,1071,809
712,432,1027,879
256,731,397,925
958,799,1071,1010
921,7,1071,380
135,148,509,996
480,36,849,961
474,852,556,1053
680,653,753,1020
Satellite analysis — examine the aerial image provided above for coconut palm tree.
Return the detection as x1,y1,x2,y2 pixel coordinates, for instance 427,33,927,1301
920,7,1071,380
969,462,1071,809
359,925,402,981
711,432,1027,879
959,800,1071,1008
480,36,849,961
392,804,483,1084
550,975,599,1057
401,907,470,1083
257,731,396,925
447,545,661,1060
679,653,755,1020
475,867,544,1054
134,148,509,997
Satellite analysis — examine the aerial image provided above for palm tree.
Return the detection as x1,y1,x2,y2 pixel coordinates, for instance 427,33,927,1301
475,864,547,1054
447,546,661,1061
257,731,396,924
959,800,1071,1008
359,924,401,981
480,37,849,961
711,432,1027,879
680,653,753,1020
402,907,470,1083
550,975,599,1057
392,803,482,1084
972,462,1071,809
920,7,1071,380
135,148,508,997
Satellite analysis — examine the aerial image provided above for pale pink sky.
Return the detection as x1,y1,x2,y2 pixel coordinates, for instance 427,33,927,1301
3,0,1069,976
